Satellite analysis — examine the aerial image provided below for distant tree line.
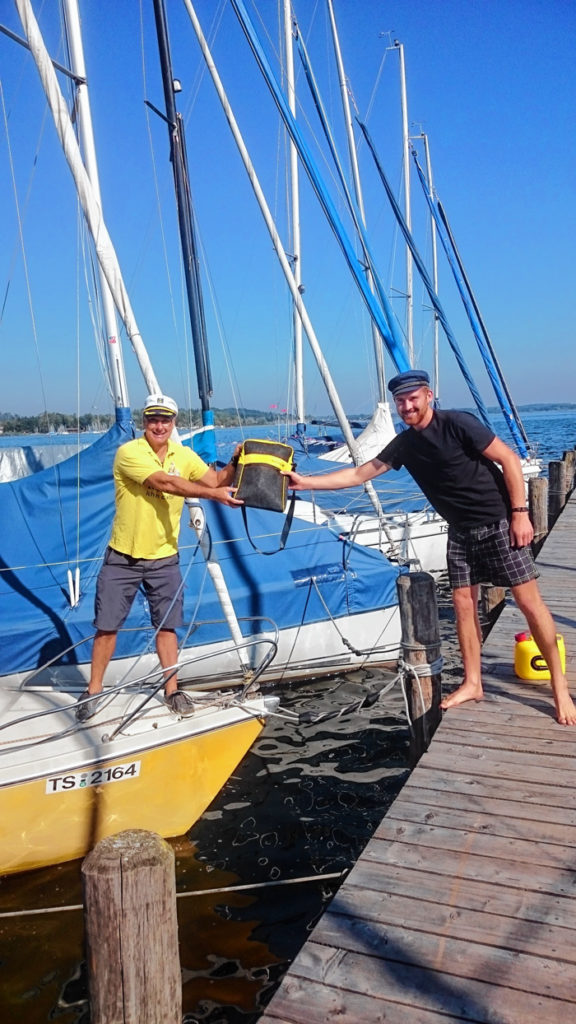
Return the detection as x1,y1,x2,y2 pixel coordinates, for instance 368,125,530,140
0,408,281,434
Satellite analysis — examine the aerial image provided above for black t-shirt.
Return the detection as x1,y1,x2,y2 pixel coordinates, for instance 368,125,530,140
376,409,510,528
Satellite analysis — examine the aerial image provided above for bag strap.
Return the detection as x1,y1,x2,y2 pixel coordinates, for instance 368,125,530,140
239,451,293,473
240,491,296,555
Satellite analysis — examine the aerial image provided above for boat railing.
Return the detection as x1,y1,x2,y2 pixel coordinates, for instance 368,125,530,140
18,615,281,692
3,630,279,748
103,632,279,741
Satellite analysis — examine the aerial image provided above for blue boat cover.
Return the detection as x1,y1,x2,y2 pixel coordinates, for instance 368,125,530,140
0,422,403,680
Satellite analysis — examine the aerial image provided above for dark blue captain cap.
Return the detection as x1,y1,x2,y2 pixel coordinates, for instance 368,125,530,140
387,369,431,397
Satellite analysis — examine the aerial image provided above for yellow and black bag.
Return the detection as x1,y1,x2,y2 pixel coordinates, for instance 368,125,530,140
233,439,294,512
233,439,295,554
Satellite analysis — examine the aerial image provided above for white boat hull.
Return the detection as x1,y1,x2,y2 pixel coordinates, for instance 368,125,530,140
293,500,448,574
8,604,402,693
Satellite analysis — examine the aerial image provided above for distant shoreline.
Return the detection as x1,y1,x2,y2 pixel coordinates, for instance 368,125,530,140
0,402,574,436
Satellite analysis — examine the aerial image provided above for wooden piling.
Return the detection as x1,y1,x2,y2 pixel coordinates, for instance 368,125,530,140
563,449,575,495
548,460,567,525
528,476,548,553
396,571,442,765
82,829,181,1024
480,584,506,638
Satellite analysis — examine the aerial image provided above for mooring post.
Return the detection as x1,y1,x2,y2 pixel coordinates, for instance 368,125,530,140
563,449,575,495
480,584,506,637
548,460,567,526
528,476,548,554
82,830,181,1024
396,571,442,765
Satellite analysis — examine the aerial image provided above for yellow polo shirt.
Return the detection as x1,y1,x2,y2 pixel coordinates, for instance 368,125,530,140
109,437,209,559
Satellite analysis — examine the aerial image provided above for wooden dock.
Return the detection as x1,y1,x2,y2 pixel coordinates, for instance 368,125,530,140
259,492,576,1024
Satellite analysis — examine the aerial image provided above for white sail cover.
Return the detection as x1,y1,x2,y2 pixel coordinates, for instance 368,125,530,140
319,402,396,464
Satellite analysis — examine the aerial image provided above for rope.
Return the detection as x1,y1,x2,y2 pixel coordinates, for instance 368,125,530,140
0,870,345,920
310,576,363,655
397,654,444,739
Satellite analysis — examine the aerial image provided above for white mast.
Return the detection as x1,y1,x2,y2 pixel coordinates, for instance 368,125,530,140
394,40,413,364
16,0,251,669
182,0,387,518
326,0,387,402
420,131,439,395
282,0,305,433
61,0,129,409
14,0,161,397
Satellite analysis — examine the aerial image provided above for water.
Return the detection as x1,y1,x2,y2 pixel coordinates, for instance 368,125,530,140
1,406,575,1023
0,674,410,1024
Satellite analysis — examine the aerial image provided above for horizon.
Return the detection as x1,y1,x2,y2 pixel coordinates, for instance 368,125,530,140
2,400,575,423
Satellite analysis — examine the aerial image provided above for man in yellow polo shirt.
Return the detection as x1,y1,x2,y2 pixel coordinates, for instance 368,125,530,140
76,394,242,721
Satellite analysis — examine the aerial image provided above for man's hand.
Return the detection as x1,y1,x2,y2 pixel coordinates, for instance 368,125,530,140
282,470,308,491
212,485,243,507
509,511,533,548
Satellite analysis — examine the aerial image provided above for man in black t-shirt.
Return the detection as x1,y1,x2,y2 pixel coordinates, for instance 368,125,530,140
285,370,576,726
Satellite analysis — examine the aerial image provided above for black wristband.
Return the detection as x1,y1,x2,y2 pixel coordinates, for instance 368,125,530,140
511,506,529,513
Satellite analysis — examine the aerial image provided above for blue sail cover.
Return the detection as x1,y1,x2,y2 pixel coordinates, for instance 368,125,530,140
0,424,403,680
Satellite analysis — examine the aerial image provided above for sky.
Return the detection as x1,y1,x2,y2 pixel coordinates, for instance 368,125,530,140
1,0,575,419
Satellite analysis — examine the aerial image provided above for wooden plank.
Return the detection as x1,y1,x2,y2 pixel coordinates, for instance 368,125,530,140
259,975,470,1024
310,913,576,1000
340,860,576,930
433,710,576,741
433,725,576,756
385,795,576,846
417,745,576,785
392,782,576,833
360,835,576,896
280,942,575,1023
326,886,576,962
371,814,576,870
400,765,576,811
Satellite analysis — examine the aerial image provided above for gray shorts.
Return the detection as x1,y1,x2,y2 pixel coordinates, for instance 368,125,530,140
94,547,184,631
447,519,539,590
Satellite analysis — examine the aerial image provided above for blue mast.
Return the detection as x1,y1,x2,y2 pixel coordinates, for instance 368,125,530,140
412,150,530,456
229,0,410,375
357,119,494,430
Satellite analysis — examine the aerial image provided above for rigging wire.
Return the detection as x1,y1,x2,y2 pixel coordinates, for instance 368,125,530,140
0,80,51,427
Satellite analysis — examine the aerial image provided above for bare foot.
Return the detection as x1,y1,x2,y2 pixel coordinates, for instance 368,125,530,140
554,691,576,726
440,680,484,710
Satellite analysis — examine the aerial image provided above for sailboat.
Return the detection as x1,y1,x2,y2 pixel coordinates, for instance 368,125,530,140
270,2,448,572
0,2,407,874
228,0,541,575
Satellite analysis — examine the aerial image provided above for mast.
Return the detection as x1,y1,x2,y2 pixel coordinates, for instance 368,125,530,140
394,40,413,364
419,131,439,396
61,0,129,411
16,0,251,662
282,0,305,435
151,0,215,458
14,0,162,400
326,0,386,402
410,149,529,455
182,0,390,520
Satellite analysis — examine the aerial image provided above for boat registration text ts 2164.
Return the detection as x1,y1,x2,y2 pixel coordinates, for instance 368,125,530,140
46,760,142,793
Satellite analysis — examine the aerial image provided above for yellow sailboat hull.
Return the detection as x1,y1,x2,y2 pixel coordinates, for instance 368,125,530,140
0,715,263,876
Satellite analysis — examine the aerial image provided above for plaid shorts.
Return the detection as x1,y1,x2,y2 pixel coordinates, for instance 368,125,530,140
447,519,539,589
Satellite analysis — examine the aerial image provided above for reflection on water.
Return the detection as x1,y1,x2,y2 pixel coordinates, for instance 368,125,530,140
0,671,410,1024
